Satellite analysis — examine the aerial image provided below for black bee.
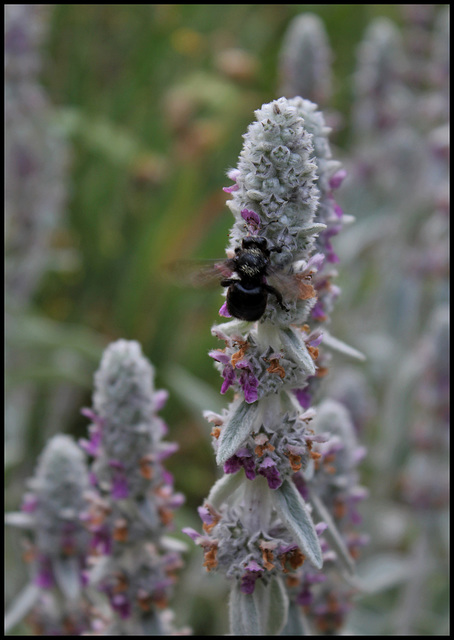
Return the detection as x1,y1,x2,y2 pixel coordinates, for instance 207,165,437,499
168,235,302,322
220,236,288,321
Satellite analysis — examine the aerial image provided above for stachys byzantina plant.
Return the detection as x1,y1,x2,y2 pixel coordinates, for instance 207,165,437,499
81,339,187,635
184,97,364,635
5,435,91,635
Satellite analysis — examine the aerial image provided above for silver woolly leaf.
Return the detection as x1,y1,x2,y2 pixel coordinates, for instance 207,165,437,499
253,577,289,635
51,555,82,601
281,601,312,635
279,327,317,378
322,330,366,361
271,478,323,569
216,400,260,465
4,583,40,633
4,512,36,529
310,492,356,576
229,581,261,635
207,471,245,509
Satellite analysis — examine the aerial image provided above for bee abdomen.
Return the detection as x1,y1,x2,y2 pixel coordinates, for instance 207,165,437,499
226,283,267,321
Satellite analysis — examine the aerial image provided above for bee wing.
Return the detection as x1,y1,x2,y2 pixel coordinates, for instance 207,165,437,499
165,258,236,288
267,266,315,302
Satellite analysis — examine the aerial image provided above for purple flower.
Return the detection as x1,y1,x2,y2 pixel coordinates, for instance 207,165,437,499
296,586,313,606
35,558,54,589
198,505,217,527
108,460,129,499
307,252,325,272
91,526,113,555
240,560,263,594
79,425,102,457
154,389,169,411
315,522,328,536
111,593,131,619
223,168,240,193
307,330,324,348
81,407,104,426
220,364,236,394
333,201,343,218
258,457,282,489
294,387,312,409
311,301,327,320
242,455,257,480
182,527,202,542
236,360,259,403
168,491,185,510
159,442,179,461
305,572,328,585
329,169,347,190
224,455,242,474
209,350,230,364
241,208,261,233
293,473,310,501
223,184,239,194
219,301,232,317
21,492,38,513
224,448,257,480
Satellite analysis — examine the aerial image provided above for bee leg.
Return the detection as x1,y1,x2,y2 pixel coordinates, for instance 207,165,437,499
264,284,288,311
221,278,238,288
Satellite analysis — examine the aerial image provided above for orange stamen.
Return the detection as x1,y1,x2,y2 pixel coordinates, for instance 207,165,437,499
112,572,128,593
202,504,221,533
139,456,154,479
307,345,319,361
113,518,129,542
267,358,286,378
279,548,305,572
203,544,218,571
231,340,249,367
286,575,300,588
259,546,275,571
333,499,347,519
286,451,302,471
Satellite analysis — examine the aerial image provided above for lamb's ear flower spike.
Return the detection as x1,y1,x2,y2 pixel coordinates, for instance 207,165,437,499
399,305,449,510
393,304,449,635
81,339,188,635
278,97,368,634
5,3,70,476
283,399,369,634
352,17,409,136
279,13,333,107
5,435,91,635
184,96,364,635
5,3,68,310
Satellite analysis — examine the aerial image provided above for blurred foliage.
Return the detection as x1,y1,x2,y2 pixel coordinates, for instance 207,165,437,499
6,4,448,636
14,2,399,506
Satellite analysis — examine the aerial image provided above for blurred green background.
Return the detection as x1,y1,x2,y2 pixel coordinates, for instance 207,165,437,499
7,3,404,497
6,4,447,636
8,1,403,489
